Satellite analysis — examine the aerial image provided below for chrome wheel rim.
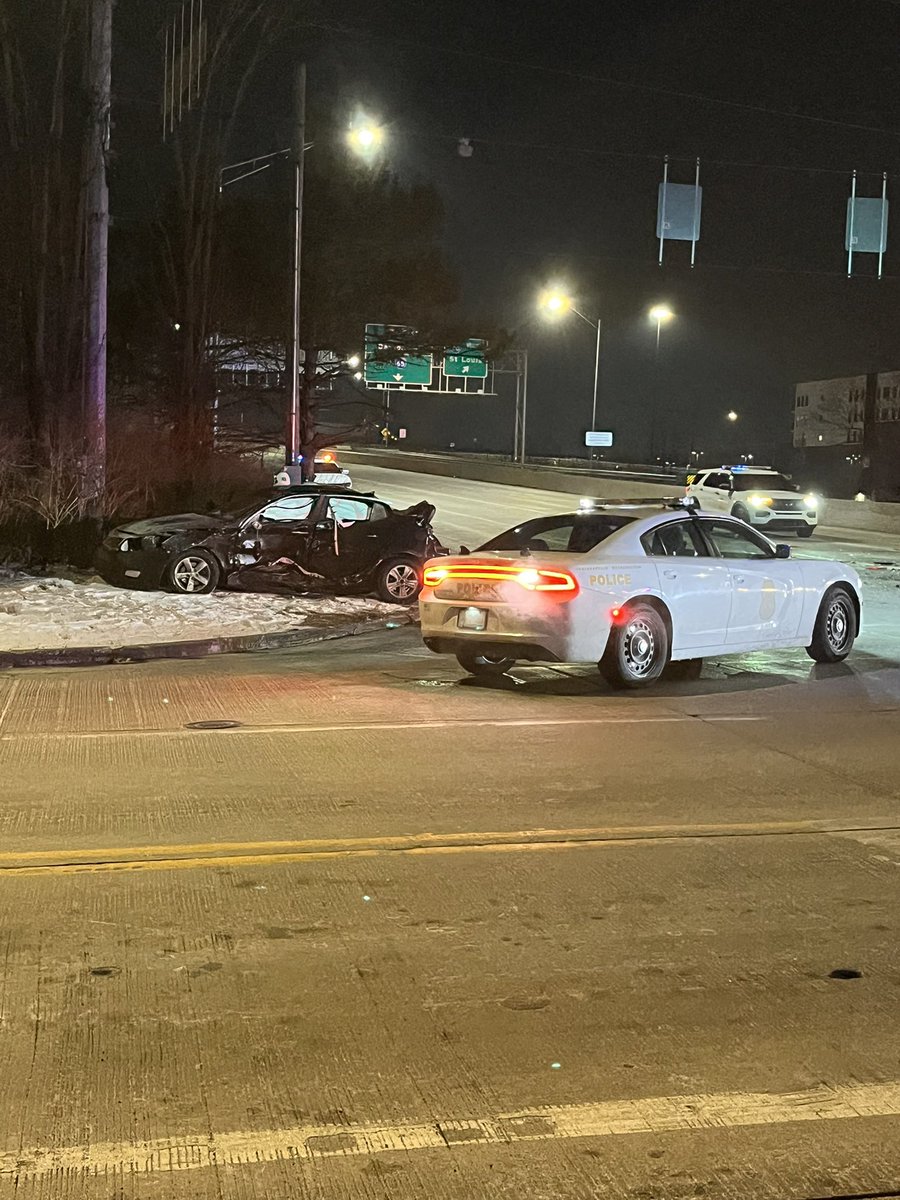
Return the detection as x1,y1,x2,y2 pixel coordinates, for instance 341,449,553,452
385,564,419,600
173,556,211,593
825,598,851,652
623,618,656,677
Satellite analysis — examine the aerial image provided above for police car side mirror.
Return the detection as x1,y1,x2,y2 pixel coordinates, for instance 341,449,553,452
774,543,791,559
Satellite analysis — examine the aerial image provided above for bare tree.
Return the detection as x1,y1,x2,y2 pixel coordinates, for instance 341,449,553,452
0,0,87,457
155,0,284,492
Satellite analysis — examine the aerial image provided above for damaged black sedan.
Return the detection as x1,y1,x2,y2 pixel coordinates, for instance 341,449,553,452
95,487,444,604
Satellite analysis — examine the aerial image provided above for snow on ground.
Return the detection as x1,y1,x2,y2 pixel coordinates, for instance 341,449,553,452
0,570,405,651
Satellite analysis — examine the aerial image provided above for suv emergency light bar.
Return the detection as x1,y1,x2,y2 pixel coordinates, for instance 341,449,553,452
579,496,699,511
721,464,773,471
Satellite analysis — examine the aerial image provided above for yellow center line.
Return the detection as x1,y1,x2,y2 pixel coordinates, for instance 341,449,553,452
0,818,895,876
4,1078,900,1179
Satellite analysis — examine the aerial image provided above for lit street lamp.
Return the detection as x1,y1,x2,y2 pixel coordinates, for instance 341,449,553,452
647,304,675,461
346,114,385,159
726,409,739,422
648,303,674,350
538,285,602,455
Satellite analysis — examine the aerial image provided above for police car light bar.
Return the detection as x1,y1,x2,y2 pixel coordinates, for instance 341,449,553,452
580,496,699,511
722,464,773,471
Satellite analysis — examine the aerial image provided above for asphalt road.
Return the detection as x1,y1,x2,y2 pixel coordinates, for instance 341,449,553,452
3,466,900,1199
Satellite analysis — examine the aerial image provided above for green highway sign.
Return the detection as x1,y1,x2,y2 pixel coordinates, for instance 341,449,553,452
364,323,433,386
443,338,488,379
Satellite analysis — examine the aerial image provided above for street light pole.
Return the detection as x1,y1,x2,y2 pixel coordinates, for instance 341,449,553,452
591,316,601,433
536,289,601,457
288,63,306,468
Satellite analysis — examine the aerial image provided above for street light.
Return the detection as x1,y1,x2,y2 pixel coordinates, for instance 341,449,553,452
537,285,602,456
647,304,675,460
346,114,385,159
537,286,574,319
727,409,739,422
648,303,674,350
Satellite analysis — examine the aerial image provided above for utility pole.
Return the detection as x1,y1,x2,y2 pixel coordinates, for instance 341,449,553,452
83,0,112,509
287,63,306,467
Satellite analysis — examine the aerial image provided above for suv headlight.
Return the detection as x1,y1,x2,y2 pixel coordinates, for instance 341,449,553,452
804,494,818,508
748,494,772,507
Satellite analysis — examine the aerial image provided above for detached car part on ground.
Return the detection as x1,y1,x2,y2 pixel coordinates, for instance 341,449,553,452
419,498,862,689
96,487,444,604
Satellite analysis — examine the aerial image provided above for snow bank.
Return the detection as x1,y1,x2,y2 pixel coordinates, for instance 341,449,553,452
0,570,403,651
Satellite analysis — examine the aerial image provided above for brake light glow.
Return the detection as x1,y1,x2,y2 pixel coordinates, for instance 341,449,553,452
422,562,579,595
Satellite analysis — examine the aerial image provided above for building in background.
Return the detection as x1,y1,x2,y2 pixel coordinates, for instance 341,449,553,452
794,372,900,500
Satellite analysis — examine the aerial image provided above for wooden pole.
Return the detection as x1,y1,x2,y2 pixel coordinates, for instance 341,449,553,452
83,0,111,509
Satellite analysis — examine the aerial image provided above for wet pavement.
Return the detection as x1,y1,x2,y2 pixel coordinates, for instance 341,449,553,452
2,466,900,1198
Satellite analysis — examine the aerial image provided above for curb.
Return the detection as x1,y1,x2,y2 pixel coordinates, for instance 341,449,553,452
0,615,410,670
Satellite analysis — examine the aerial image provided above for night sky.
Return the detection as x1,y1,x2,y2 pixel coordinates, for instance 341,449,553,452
119,0,900,465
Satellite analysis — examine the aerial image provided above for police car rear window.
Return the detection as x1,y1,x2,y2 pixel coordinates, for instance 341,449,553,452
478,514,635,554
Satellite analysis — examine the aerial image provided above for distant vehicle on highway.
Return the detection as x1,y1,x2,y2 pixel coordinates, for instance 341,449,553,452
419,498,861,688
96,486,443,603
273,451,352,489
686,465,818,537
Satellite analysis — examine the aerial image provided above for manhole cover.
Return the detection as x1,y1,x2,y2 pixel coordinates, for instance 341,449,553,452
184,720,243,730
828,968,862,980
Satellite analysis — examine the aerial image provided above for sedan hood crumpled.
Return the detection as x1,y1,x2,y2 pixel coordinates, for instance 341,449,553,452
114,513,233,538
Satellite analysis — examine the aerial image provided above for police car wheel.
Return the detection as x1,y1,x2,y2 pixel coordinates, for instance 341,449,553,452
455,650,516,677
806,586,856,663
664,657,703,681
600,603,669,689
731,503,750,523
797,526,814,538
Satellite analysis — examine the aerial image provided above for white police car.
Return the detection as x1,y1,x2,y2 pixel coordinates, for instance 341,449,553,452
419,498,861,688
686,465,818,537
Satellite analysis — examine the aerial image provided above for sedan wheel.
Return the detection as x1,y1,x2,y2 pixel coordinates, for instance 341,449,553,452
167,550,220,595
806,586,856,663
600,602,669,689
375,559,421,604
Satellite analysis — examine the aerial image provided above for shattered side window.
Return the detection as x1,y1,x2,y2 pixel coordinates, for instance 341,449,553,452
259,496,316,522
327,498,372,523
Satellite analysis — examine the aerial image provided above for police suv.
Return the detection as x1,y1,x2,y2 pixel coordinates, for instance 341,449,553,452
686,465,818,537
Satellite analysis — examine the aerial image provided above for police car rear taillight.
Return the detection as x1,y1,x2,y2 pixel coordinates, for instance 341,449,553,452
422,562,579,596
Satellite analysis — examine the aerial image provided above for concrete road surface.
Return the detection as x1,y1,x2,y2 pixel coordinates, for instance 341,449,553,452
3,465,900,1198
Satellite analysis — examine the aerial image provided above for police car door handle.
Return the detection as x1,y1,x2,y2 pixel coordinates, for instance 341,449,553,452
663,569,678,579
734,575,746,584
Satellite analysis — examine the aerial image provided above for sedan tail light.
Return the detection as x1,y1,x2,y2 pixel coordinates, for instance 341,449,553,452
422,561,579,597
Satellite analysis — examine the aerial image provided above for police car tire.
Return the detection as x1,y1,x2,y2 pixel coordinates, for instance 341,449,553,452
806,585,857,663
797,526,814,538
600,602,669,689
731,504,750,523
455,650,516,677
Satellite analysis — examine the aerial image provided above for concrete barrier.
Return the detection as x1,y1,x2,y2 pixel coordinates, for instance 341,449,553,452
342,450,675,502
343,449,900,538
